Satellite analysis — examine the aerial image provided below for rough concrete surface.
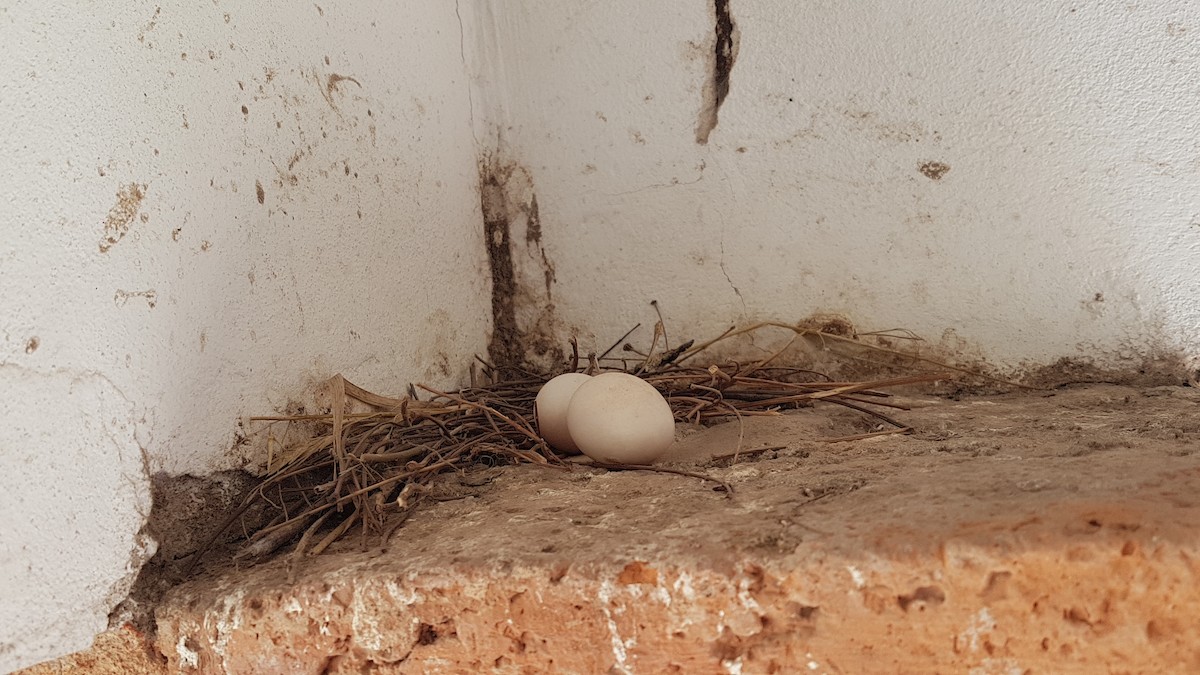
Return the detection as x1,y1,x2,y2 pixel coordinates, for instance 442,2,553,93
22,384,1200,673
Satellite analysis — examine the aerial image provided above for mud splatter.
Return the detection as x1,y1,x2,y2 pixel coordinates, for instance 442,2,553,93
99,183,148,253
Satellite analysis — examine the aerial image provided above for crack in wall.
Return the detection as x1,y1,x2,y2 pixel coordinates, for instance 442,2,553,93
718,235,747,314
454,0,481,148
696,0,739,144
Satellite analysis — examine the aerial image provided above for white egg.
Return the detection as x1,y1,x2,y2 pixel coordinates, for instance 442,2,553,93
566,372,676,465
535,373,592,453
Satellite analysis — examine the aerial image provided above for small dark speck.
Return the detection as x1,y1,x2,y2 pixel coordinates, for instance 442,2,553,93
324,55,331,65
788,97,794,102
241,105,249,115
344,165,350,176
1093,292,1104,302
255,180,265,204
919,161,951,180
25,337,39,354
736,147,747,153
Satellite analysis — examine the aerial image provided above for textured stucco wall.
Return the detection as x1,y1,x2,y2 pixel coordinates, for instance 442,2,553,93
0,1,488,670
483,0,1200,374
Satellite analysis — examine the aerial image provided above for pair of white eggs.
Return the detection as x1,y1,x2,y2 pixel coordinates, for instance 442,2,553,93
535,372,676,465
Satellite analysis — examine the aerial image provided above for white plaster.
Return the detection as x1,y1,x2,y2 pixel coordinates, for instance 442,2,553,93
846,566,866,589
960,607,998,653
597,580,631,673
1,0,486,670
0,367,152,669
176,635,199,670
385,580,424,606
351,586,383,653
208,589,246,662
673,572,697,601
650,585,672,607
736,577,764,616
478,0,1200,373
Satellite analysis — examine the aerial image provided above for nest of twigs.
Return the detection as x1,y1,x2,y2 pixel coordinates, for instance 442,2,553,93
191,321,1012,570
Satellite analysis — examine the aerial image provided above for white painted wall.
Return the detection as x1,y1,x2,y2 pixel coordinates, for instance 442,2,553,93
0,1,489,669
482,0,1200,374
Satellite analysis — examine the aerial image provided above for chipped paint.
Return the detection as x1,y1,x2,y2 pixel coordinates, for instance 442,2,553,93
176,635,199,669
598,580,632,672
960,608,997,653
650,585,672,606
736,576,764,616
208,589,247,659
351,584,384,652
385,580,424,605
673,572,697,601
846,566,866,589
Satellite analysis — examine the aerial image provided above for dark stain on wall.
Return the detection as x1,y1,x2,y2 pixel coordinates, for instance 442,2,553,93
696,0,739,144
919,161,951,180
525,194,542,245
479,159,563,376
480,163,523,376
522,194,556,296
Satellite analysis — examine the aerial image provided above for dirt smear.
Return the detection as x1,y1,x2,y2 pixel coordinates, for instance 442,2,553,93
478,157,564,376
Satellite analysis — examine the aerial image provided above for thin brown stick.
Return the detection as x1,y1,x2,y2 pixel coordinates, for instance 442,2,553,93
818,427,913,443
599,324,641,361
589,461,734,495
310,508,360,556
710,445,785,462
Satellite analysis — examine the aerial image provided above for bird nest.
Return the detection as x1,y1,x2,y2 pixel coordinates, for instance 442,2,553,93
189,320,1015,571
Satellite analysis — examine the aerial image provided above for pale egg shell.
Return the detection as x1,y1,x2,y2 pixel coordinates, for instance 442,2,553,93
566,372,675,465
535,373,592,453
